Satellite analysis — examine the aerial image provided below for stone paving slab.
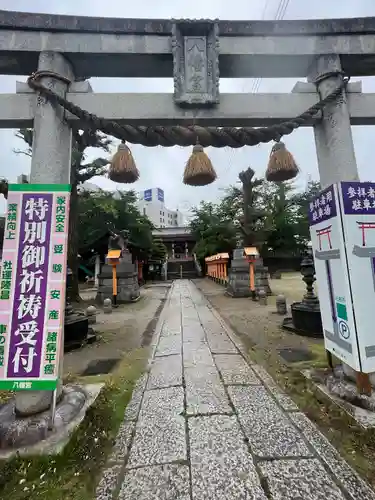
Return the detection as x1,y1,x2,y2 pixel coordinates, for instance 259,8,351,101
109,420,135,464
201,320,226,337
214,354,260,385
180,301,195,309
259,458,345,500
160,323,181,337
272,392,299,412
206,334,238,354
196,313,225,330
207,306,250,356
183,345,215,369
155,335,182,357
183,338,207,350
189,415,267,500
194,308,215,319
252,364,299,411
166,304,181,314
182,321,201,330
96,463,122,500
185,366,232,415
228,385,312,458
182,324,206,343
119,464,190,500
124,373,148,421
127,386,186,468
290,412,375,500
147,354,182,390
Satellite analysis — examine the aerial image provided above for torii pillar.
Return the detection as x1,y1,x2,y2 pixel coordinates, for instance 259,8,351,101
308,54,362,382
15,51,74,416
309,54,359,186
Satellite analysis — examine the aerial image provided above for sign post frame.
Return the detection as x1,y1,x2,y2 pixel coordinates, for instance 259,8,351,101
0,183,70,401
309,180,375,395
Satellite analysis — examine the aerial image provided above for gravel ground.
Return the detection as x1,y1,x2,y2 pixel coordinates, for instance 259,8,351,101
64,285,170,376
194,276,324,364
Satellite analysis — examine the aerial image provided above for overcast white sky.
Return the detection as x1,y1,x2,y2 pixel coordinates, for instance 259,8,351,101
0,0,375,216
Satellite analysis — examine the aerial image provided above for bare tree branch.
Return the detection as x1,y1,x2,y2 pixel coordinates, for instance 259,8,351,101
76,157,109,183
15,128,33,148
13,148,32,158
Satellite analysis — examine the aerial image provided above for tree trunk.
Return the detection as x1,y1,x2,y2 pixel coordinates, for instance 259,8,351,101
67,182,81,302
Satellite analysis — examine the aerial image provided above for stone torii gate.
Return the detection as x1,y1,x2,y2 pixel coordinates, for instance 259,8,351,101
0,10,373,418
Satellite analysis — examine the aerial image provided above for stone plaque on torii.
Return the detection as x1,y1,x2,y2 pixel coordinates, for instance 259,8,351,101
0,9,373,442
172,19,220,107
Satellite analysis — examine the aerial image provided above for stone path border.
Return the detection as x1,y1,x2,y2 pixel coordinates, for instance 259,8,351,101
96,280,375,500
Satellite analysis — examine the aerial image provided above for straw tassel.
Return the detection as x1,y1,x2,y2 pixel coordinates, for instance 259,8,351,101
265,141,299,182
183,143,217,186
108,142,139,183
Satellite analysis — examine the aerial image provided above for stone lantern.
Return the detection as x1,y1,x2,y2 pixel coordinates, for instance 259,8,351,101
282,242,323,337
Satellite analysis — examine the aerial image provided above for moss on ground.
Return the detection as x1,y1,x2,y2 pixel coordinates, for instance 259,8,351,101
0,391,12,404
0,348,148,500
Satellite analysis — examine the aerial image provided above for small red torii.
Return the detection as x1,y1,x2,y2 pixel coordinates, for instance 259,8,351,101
356,221,375,247
316,225,332,250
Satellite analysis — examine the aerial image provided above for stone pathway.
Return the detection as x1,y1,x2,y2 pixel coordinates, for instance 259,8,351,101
96,281,375,500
